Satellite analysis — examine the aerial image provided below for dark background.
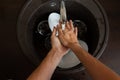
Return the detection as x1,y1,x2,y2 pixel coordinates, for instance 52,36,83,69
0,0,120,80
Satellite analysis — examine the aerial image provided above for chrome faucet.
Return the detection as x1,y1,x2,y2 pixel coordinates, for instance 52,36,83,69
60,0,67,24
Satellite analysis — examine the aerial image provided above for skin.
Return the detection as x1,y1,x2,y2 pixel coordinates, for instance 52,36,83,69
27,20,120,80
27,26,69,80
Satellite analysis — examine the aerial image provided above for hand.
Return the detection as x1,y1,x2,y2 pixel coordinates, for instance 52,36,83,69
57,20,79,48
51,27,69,56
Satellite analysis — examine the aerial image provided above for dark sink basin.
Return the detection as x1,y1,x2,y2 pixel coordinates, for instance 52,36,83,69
17,0,109,74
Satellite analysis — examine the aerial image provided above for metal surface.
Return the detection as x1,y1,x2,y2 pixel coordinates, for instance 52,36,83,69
60,0,67,24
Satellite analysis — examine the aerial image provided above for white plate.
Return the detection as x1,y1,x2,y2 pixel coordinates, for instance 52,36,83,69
48,12,60,31
58,40,88,68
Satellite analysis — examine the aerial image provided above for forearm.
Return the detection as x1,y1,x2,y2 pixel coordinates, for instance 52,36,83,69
27,49,63,80
70,43,120,80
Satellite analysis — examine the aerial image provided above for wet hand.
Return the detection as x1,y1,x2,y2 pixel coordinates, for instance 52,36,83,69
51,27,69,56
57,20,79,48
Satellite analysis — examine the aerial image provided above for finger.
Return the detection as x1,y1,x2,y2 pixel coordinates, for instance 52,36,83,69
52,27,57,36
59,20,62,25
57,24,64,36
69,20,74,30
66,21,71,30
74,27,78,36
59,21,62,28
63,29,66,34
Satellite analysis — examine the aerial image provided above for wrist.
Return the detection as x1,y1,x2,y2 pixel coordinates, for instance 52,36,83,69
68,42,80,49
51,48,64,58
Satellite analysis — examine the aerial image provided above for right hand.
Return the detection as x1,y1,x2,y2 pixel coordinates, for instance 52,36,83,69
51,27,69,56
57,20,79,48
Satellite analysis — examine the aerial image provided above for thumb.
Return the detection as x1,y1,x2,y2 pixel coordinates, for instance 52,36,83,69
52,27,57,36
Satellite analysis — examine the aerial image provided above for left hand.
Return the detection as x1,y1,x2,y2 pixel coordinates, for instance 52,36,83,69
51,27,69,56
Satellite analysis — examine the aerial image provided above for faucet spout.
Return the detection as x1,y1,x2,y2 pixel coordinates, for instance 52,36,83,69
60,0,67,24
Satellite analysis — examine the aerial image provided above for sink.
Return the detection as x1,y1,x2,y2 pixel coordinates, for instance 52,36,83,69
17,0,109,74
